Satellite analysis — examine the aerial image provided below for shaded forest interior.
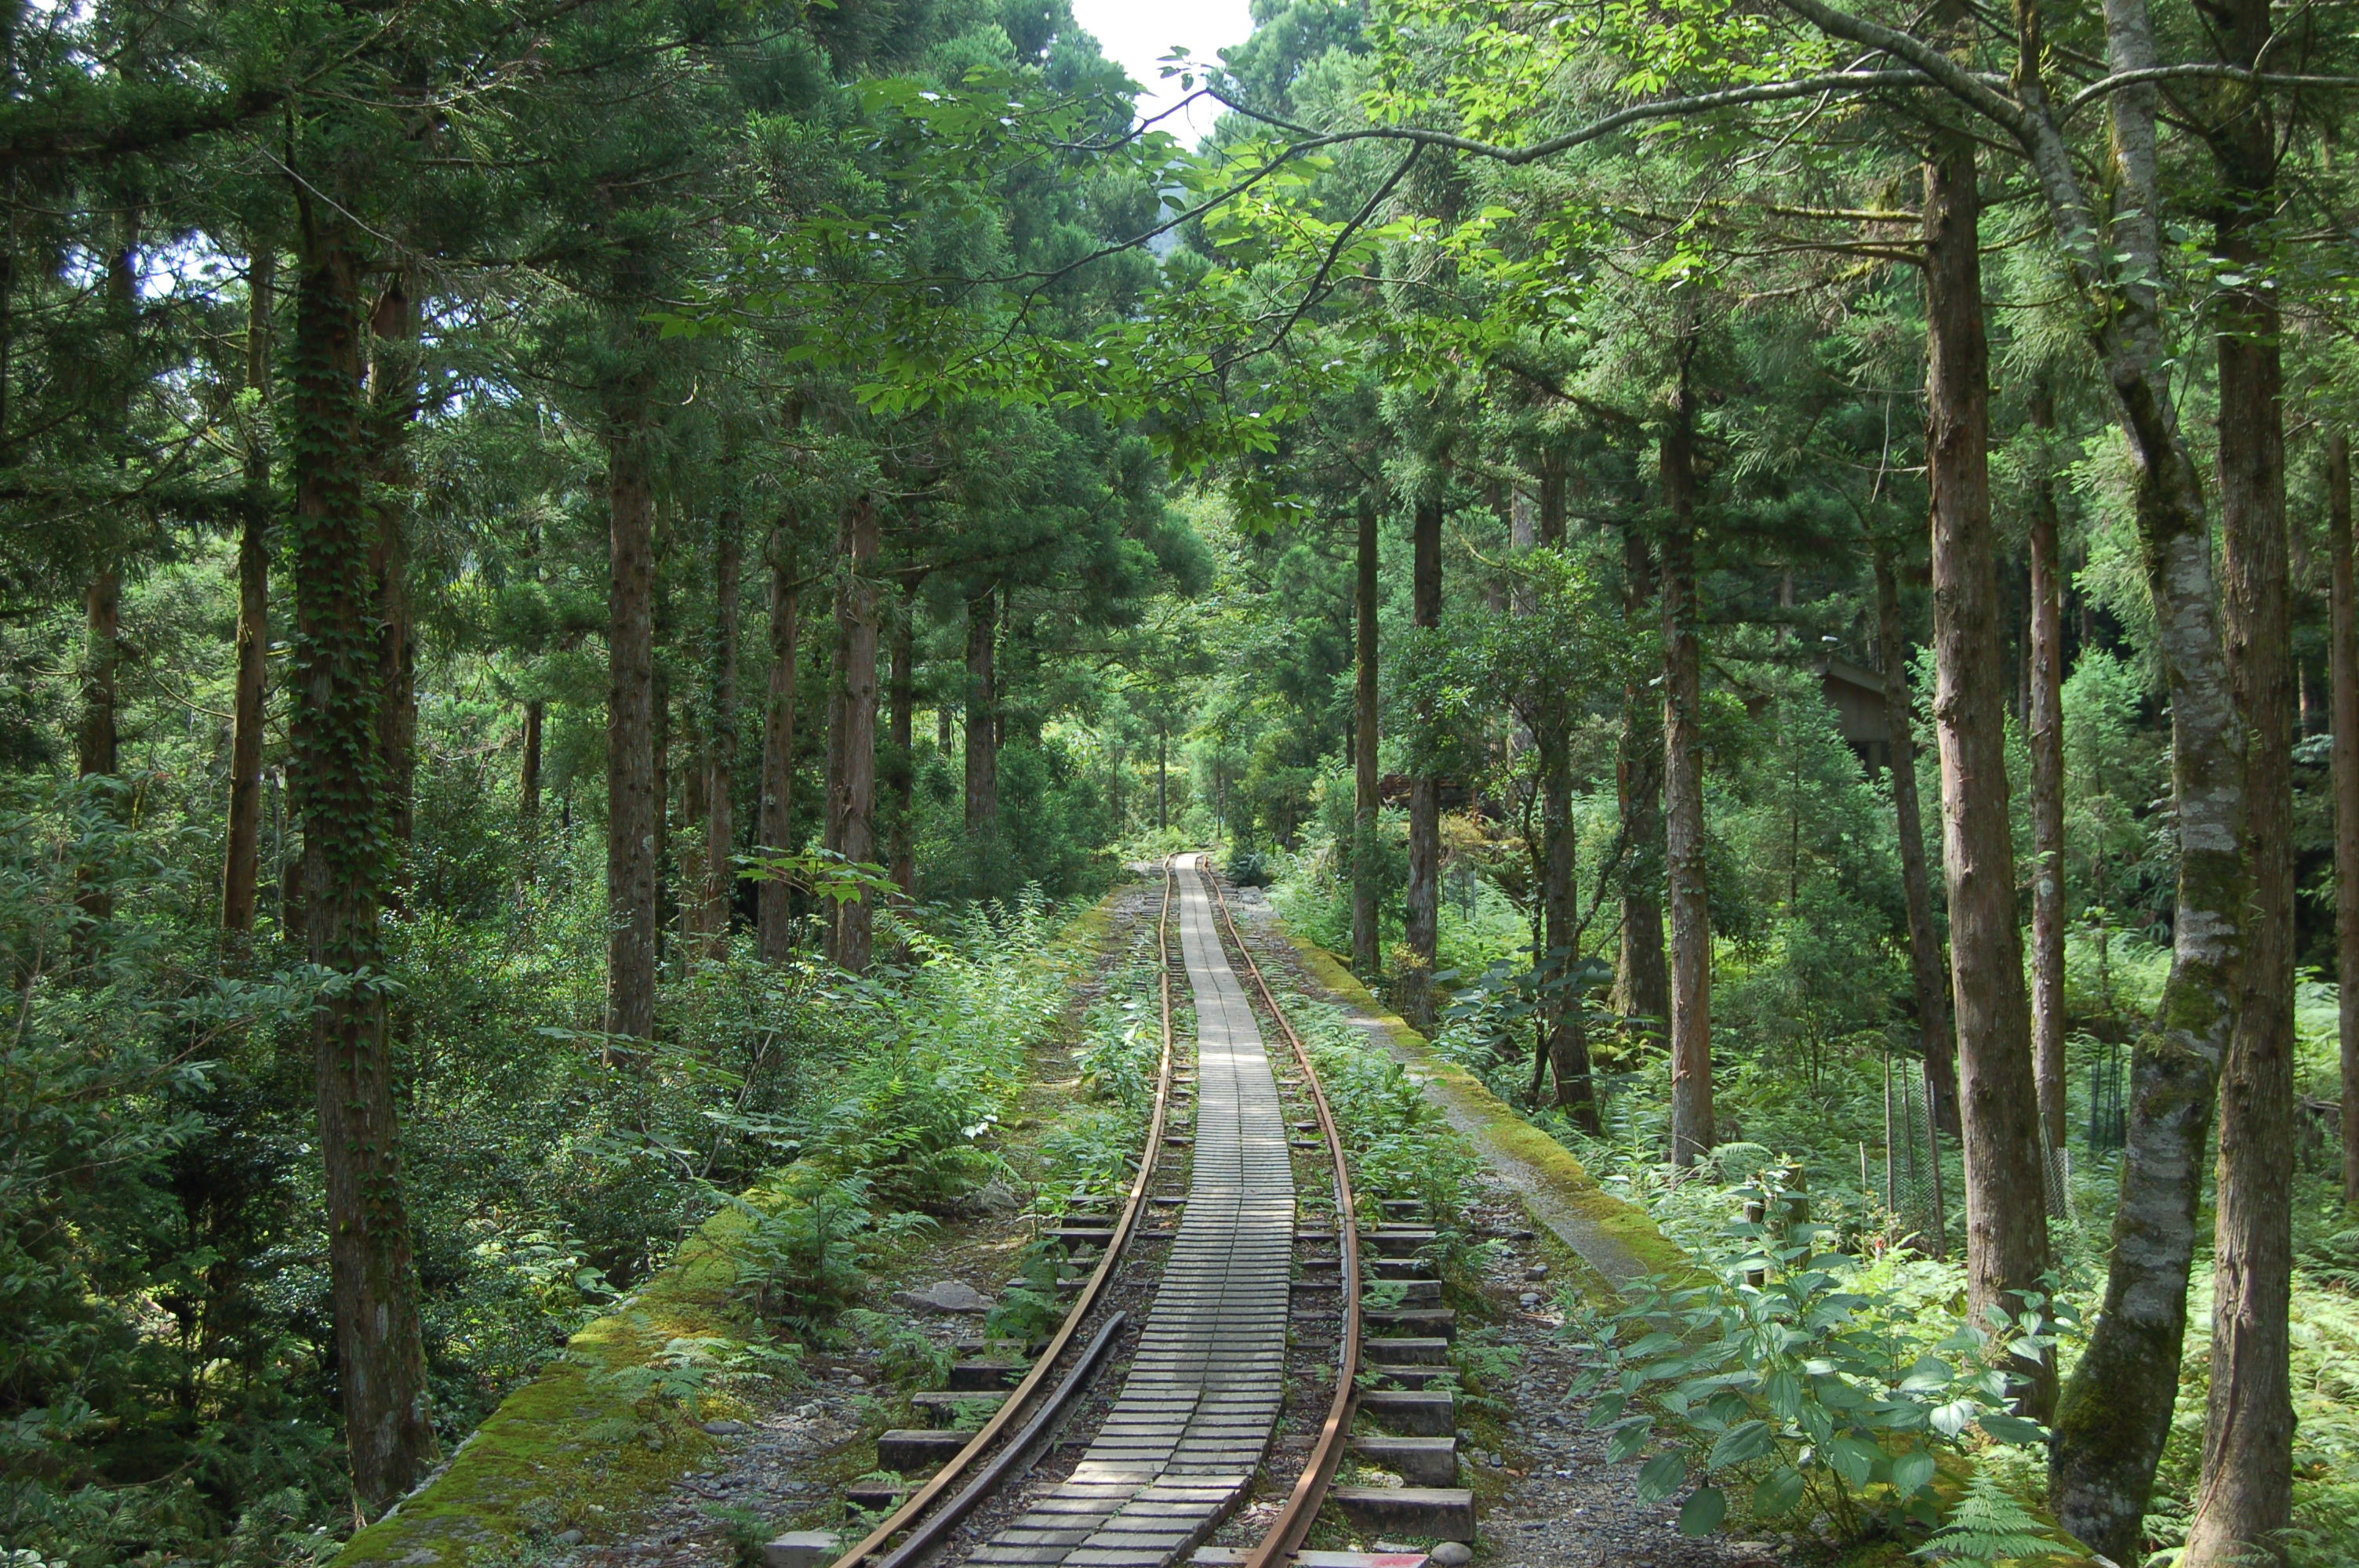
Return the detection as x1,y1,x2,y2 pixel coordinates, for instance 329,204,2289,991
5,0,2359,1566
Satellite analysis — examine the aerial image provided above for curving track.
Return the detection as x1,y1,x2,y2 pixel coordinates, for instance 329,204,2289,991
830,855,1457,1568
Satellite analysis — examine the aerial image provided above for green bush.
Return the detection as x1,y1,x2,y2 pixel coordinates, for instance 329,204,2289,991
1568,1181,2058,1545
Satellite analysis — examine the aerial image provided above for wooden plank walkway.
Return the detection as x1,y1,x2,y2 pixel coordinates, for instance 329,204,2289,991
968,855,1295,1568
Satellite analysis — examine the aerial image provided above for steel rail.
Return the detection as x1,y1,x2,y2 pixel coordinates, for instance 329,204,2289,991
1203,865,1364,1568
827,855,1182,1568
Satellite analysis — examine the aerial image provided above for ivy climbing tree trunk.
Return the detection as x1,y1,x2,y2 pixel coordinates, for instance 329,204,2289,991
2027,381,2069,1153
827,496,881,971
1874,541,1960,1138
2190,2,2296,1541
1398,491,1442,1033
2331,434,2359,1210
1661,343,1714,1167
603,379,659,1041
1923,130,2052,1412
758,532,799,962
289,203,431,1514
1617,522,1670,1042
700,510,741,958
1353,490,1381,981
366,269,419,881
222,238,274,938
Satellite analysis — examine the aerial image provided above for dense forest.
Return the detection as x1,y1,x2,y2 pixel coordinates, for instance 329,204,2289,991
5,0,2359,1564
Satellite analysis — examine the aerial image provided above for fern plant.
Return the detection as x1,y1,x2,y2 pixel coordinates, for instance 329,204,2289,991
1914,1471,2065,1568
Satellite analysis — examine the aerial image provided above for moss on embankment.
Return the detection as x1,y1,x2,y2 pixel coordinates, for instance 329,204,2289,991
333,887,1129,1567
1269,922,1691,1294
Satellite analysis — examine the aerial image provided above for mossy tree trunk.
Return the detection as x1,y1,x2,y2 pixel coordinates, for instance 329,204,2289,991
2332,434,2359,1210
289,201,432,1514
2190,3,2295,1547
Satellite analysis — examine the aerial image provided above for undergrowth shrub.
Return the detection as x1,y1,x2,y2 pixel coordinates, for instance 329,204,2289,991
1568,1180,2058,1546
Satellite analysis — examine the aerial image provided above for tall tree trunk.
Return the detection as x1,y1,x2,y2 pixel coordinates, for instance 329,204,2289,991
965,583,999,840
75,566,120,935
604,390,659,1042
1874,542,1961,1137
366,270,418,883
1532,456,1598,1129
520,700,543,822
1157,731,1168,829
2321,436,2359,1207
1617,524,1670,1038
1924,132,2053,1410
223,240,274,937
1398,492,1443,1032
702,512,741,958
2027,381,2070,1153
1353,491,1381,979
2332,434,2359,1211
827,497,881,971
288,205,431,1513
886,588,915,897
1660,349,1714,1167
758,533,799,961
1768,0,2252,1543
2189,20,2295,1546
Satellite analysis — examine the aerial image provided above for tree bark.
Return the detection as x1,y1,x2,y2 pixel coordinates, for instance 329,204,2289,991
1353,491,1382,979
2333,437,2359,1214
520,699,543,823
366,270,419,879
1874,540,1961,1138
2027,381,2070,1153
1752,0,2249,1548
965,582,999,840
887,584,916,897
701,512,741,958
1532,456,1599,1129
1660,351,1714,1167
288,205,431,1513
603,390,659,1042
1398,492,1443,1033
2189,16,2295,1544
758,532,799,961
1617,524,1670,1039
1924,132,2052,1410
827,496,881,971
223,240,274,937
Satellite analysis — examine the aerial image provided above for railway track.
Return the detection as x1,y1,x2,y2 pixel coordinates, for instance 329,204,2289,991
816,855,1473,1568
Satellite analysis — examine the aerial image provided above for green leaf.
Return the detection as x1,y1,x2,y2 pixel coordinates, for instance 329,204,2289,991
1827,1435,1878,1489
1978,1412,2048,1446
1637,1450,1688,1504
1752,1468,1807,1518
1707,1420,1775,1472
1679,1485,1728,1537
1891,1446,1937,1497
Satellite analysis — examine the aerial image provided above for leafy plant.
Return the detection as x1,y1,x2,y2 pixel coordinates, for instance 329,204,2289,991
1914,1470,2066,1568
1568,1179,2058,1543
842,1308,957,1388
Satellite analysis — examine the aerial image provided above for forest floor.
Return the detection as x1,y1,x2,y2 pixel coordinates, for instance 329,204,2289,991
548,874,1795,1568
